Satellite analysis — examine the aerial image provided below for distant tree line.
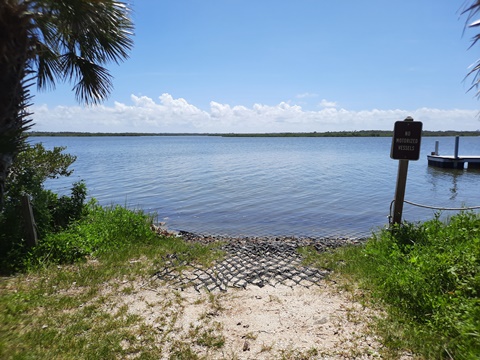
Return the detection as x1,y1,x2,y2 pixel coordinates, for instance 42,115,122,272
27,131,206,137
219,130,480,137
27,130,480,138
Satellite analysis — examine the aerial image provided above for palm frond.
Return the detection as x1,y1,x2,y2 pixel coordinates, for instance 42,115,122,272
32,40,62,91
60,53,113,105
461,1,480,98
30,0,134,104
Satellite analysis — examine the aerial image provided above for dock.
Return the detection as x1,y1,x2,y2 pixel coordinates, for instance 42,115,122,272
427,155,480,169
427,136,480,169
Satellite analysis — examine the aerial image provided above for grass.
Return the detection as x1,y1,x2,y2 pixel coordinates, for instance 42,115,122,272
0,204,224,359
1,263,160,359
299,211,480,360
24,204,222,270
1,264,226,359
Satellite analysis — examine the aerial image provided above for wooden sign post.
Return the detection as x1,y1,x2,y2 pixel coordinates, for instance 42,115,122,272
21,195,38,248
390,117,423,225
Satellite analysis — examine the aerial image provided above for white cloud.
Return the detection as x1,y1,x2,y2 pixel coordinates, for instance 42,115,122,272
30,93,480,133
319,99,338,108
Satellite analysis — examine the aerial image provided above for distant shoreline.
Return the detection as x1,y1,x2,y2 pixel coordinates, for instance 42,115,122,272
27,130,480,138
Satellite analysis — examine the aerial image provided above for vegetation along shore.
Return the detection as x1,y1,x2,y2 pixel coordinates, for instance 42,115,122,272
27,130,480,138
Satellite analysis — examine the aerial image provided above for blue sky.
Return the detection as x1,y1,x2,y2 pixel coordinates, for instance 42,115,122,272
32,0,480,132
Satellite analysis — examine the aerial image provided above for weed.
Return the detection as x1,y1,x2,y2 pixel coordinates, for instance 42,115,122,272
208,292,224,312
243,331,258,340
189,321,225,349
268,294,282,303
169,341,202,360
260,342,274,352
278,347,319,360
121,285,135,295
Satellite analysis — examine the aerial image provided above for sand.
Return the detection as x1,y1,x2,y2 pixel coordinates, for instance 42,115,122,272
105,275,391,359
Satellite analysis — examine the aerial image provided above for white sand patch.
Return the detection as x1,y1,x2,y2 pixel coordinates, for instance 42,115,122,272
106,277,386,359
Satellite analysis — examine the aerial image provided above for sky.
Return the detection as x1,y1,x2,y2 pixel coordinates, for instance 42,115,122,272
31,0,480,133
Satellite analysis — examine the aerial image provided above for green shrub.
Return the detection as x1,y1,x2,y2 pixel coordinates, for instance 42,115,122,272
26,204,158,267
0,143,88,273
301,211,480,358
363,212,480,358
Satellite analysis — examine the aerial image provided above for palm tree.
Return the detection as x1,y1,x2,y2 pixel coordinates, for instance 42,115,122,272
0,0,133,208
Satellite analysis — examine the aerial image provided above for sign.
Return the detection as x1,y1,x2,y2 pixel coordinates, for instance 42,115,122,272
390,119,423,160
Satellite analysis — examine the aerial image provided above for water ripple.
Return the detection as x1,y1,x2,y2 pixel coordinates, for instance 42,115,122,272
37,136,480,238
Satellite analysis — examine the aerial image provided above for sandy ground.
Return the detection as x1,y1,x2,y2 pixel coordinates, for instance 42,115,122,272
105,276,389,359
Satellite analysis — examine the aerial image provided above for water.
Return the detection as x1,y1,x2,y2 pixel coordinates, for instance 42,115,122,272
32,136,480,238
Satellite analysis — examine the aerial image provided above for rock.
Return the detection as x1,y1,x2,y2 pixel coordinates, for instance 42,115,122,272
314,316,329,325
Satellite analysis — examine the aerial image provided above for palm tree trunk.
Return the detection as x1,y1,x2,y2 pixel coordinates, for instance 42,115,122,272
0,1,32,209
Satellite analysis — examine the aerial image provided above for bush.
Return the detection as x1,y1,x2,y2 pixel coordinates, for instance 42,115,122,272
364,212,480,359
0,143,88,273
302,212,480,358
26,204,158,267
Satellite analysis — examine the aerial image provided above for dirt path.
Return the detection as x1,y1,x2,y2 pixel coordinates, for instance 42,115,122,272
103,233,392,359
110,276,383,359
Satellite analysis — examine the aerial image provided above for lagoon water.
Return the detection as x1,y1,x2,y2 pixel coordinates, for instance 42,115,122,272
33,136,480,238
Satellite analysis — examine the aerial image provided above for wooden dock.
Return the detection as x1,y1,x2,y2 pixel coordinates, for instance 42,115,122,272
427,155,480,169
427,136,480,169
